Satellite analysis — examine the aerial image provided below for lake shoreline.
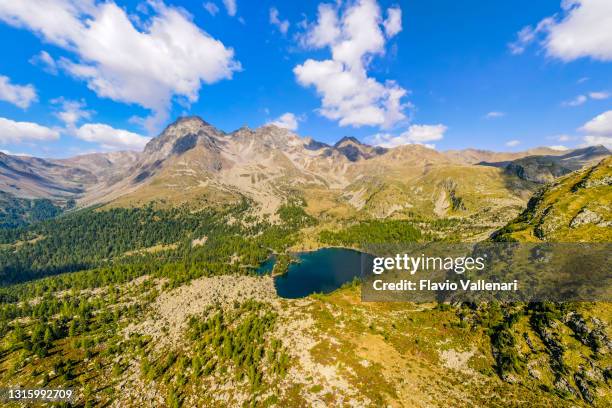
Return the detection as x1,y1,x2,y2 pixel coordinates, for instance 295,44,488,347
259,247,373,299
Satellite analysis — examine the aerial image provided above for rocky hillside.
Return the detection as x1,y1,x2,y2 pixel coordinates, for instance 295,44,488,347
493,155,612,242
0,150,138,201
481,157,612,406
480,145,610,184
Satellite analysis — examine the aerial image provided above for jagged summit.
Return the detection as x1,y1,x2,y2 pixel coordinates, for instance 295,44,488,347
563,144,609,159
333,135,386,161
334,136,363,147
143,115,223,158
168,115,211,127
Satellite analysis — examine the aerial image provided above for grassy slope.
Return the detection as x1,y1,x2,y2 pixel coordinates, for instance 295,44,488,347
494,156,611,242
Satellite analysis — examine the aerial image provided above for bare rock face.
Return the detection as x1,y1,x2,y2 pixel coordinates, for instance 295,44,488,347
570,208,611,228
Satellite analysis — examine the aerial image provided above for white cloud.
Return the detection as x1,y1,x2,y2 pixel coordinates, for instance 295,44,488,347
505,139,521,147
0,117,60,143
52,98,92,126
383,7,401,38
0,0,240,131
75,123,150,151
580,110,612,135
563,91,609,106
368,124,447,148
548,145,569,151
485,111,505,119
267,112,299,131
562,94,587,106
203,2,219,16
509,0,612,61
589,91,610,100
294,0,408,129
0,75,37,108
579,110,612,148
269,7,289,35
300,4,341,48
550,134,572,142
582,135,612,148
29,50,58,74
508,17,556,55
223,0,236,16
508,27,532,55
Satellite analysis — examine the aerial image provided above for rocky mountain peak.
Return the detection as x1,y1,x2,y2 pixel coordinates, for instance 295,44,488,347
334,136,363,147
333,136,386,162
240,125,305,149
563,144,610,160
143,115,224,158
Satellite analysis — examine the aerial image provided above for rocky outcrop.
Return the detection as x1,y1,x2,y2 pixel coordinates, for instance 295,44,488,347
570,208,611,228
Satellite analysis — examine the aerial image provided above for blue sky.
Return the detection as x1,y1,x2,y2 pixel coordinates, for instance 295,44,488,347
0,0,610,157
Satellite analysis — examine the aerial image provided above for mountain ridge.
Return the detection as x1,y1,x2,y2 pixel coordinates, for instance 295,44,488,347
478,145,610,183
2,116,609,225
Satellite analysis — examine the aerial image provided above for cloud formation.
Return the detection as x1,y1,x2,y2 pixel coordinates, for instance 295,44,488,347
269,7,289,34
509,0,612,61
0,0,240,131
29,50,58,74
505,139,521,147
75,123,150,151
589,91,610,100
0,74,37,108
563,91,609,106
203,2,219,16
382,7,401,37
369,124,447,148
52,98,92,127
563,95,588,107
267,112,299,131
0,117,59,143
223,0,236,16
580,110,612,148
294,0,407,129
485,111,505,119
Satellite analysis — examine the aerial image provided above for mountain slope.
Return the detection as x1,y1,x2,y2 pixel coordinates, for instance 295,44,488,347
0,191,64,228
483,157,612,405
493,156,612,242
480,145,610,183
0,151,138,201
74,117,540,232
443,147,568,165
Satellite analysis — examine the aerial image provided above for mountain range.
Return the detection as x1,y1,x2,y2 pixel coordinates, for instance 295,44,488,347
3,116,607,228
